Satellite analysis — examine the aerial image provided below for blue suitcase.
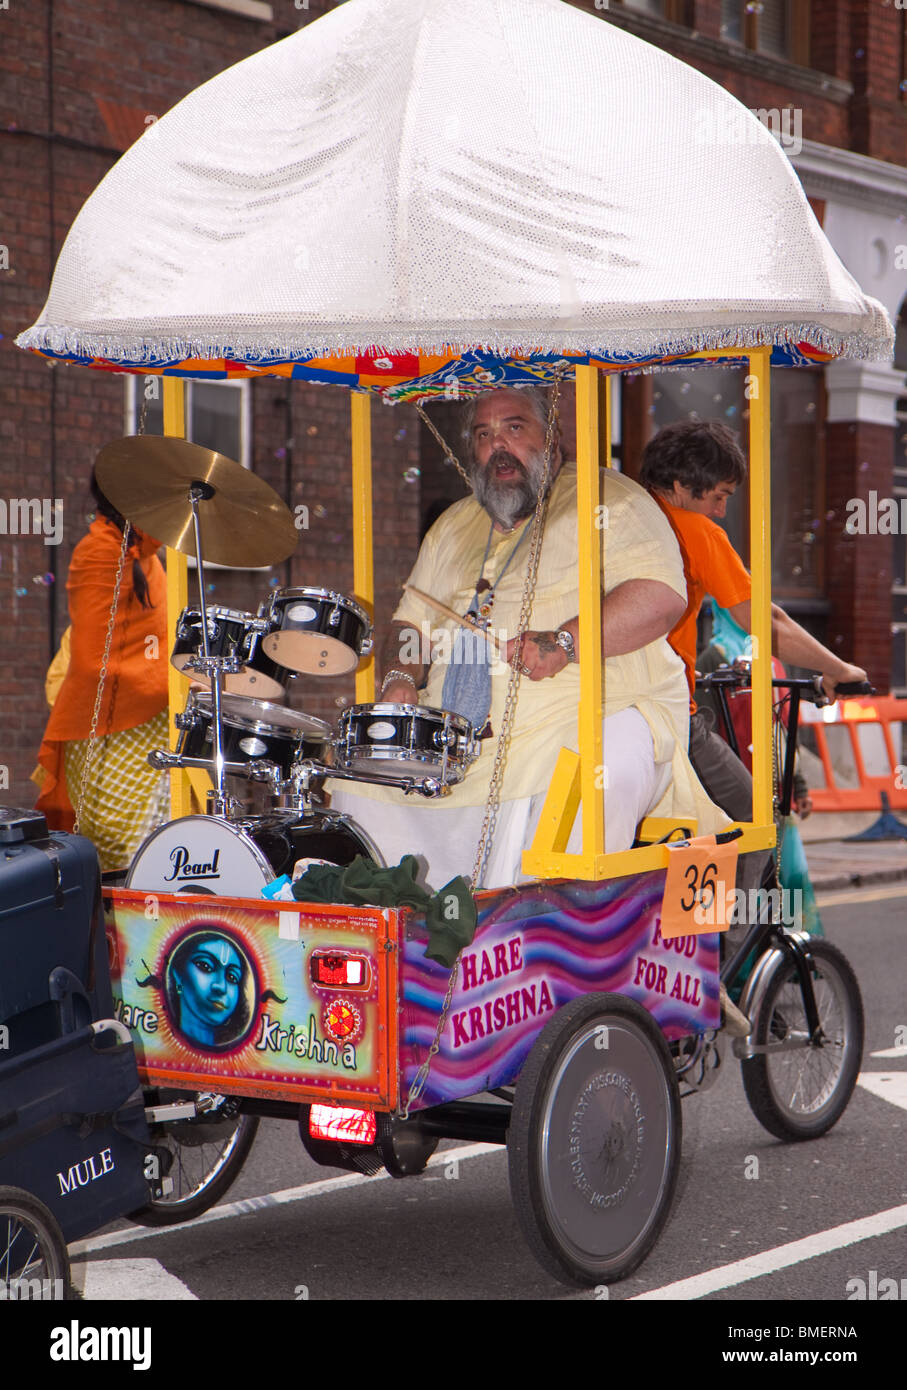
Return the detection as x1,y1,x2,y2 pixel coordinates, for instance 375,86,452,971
0,808,113,1055
0,1021,152,1241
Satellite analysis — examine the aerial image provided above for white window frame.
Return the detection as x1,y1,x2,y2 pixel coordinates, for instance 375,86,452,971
124,376,265,570
125,376,251,470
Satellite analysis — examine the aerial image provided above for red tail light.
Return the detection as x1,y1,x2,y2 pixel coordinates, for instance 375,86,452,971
309,1105,376,1145
311,952,370,989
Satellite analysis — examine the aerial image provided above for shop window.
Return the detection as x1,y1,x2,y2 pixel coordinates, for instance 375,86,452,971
648,364,823,596
769,369,823,598
720,1,809,67
126,377,250,469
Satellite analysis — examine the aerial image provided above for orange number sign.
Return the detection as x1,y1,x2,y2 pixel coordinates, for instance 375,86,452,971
660,834,739,939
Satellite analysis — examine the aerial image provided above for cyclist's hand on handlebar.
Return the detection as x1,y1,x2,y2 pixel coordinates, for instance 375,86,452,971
794,792,813,820
820,663,869,703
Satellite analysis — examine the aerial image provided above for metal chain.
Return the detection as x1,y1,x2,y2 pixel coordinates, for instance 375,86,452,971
400,370,565,1119
73,521,131,834
470,369,564,892
414,404,473,488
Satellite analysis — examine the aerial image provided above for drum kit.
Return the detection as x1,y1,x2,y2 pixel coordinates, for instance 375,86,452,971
94,437,479,894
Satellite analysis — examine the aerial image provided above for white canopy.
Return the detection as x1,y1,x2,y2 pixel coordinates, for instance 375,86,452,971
18,0,893,369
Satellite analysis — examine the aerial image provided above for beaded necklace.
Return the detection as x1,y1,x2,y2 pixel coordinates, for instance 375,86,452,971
468,518,532,626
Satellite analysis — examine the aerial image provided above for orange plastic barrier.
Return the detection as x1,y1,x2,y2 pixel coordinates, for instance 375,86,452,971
798,696,907,813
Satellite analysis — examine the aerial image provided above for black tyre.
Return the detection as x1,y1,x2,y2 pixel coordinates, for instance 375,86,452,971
129,1093,259,1226
508,993,682,1287
0,1186,71,1299
741,939,864,1142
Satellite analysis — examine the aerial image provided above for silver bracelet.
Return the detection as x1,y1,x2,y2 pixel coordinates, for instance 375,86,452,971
380,668,418,695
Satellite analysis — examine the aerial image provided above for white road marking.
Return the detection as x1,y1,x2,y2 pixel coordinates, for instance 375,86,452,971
814,883,907,908
71,1257,198,1301
857,1072,907,1111
632,1204,907,1300
870,1044,907,1059
68,1141,503,1257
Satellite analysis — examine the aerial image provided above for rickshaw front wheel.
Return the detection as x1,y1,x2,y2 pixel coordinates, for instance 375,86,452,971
741,939,864,1142
508,993,682,1287
0,1185,71,1299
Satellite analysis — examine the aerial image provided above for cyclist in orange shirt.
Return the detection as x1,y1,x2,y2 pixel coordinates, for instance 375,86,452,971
640,420,867,884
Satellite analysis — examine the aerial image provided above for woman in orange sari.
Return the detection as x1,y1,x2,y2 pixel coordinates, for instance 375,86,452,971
35,471,170,873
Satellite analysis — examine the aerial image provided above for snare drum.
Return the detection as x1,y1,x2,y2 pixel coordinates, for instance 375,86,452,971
176,691,332,781
171,606,291,700
126,812,382,896
260,588,373,677
335,703,478,785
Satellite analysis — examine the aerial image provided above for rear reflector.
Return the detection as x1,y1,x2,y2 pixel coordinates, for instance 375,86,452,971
309,1105,377,1145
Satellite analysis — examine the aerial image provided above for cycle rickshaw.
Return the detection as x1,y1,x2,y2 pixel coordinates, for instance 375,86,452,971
14,0,893,1287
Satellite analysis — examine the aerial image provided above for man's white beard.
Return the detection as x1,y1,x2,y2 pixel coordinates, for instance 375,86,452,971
471,446,549,529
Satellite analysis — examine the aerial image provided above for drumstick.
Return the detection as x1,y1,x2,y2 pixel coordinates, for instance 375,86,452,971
404,585,507,657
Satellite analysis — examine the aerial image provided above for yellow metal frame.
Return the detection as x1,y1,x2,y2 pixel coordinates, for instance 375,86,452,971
522,348,776,882
351,393,375,704
161,350,776,878
163,379,210,817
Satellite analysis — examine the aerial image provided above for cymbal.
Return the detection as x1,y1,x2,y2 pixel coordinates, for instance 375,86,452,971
94,436,298,567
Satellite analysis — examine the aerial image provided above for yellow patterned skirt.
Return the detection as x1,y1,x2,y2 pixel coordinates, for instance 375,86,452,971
64,710,171,874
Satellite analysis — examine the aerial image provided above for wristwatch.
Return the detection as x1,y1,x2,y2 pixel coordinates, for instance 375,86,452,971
555,628,577,662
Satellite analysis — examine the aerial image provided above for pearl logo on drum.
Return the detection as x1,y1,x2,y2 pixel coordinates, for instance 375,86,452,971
164,846,221,882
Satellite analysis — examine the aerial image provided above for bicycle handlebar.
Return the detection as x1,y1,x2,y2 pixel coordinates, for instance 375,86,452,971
696,665,875,705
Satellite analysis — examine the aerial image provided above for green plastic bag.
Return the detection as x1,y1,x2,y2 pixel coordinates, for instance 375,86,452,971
778,816,824,938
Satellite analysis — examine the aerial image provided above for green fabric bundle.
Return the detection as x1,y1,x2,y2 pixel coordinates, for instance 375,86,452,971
291,854,477,967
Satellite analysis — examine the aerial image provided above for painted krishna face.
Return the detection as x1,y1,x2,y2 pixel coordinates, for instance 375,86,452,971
168,933,246,1048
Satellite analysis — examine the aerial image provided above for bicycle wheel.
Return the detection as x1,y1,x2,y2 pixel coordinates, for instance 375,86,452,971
741,939,863,1141
129,1093,259,1226
508,993,682,1287
0,1186,71,1300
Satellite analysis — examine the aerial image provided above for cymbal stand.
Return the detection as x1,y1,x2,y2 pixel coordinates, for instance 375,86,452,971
185,482,239,818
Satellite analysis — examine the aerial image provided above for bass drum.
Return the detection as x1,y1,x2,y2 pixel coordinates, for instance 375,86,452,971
125,812,383,897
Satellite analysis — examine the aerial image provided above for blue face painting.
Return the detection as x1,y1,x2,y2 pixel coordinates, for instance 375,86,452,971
172,936,244,1046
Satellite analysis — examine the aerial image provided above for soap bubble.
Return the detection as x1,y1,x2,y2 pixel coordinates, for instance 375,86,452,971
395,428,408,442
403,467,420,483
307,425,318,437
313,505,327,519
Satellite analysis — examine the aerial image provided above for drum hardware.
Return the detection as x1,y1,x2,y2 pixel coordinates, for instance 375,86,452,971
172,609,291,700
148,747,278,784
334,703,479,788
260,587,373,677
294,758,449,799
96,437,299,818
171,691,331,785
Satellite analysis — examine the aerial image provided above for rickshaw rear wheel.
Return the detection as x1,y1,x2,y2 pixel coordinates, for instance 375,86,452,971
508,993,681,1287
0,1185,71,1299
128,1092,259,1226
741,939,864,1141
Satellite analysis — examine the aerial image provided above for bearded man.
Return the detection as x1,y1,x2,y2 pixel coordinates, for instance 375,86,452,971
327,386,728,889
